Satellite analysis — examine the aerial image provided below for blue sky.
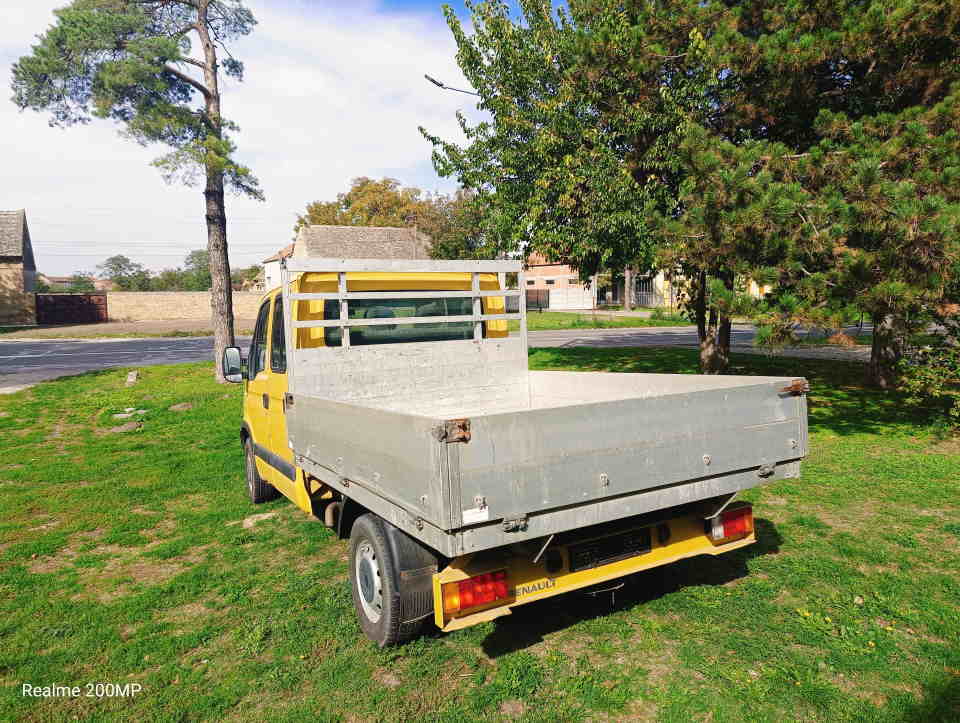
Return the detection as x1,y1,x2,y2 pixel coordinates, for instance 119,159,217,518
0,1,492,275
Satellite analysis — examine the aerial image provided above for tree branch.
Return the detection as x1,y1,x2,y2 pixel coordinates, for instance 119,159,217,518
163,64,210,98
178,56,207,70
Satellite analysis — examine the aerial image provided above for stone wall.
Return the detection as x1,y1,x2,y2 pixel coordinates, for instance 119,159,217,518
106,292,263,322
0,262,36,325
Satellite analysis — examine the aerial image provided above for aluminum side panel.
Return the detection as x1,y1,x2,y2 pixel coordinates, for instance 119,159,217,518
286,397,450,528
456,380,804,522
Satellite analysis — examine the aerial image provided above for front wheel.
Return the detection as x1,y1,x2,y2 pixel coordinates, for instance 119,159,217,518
244,438,280,504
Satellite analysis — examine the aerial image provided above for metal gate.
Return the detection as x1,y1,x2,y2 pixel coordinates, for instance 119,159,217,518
526,288,549,312
35,294,108,325
634,277,664,308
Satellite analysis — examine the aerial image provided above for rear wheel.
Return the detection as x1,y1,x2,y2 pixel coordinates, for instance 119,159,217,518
244,437,280,504
349,514,427,647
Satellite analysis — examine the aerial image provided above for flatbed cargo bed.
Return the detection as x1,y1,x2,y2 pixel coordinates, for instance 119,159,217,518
280,260,808,559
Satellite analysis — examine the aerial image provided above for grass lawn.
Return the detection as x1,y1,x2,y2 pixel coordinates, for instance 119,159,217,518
0,350,958,721
510,310,690,332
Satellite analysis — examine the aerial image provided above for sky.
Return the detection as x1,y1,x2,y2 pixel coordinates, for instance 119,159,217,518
0,1,485,276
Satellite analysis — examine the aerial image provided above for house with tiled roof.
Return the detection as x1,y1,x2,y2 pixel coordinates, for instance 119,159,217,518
0,210,37,325
261,226,432,291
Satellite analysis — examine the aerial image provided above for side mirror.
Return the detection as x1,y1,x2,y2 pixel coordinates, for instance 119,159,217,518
222,346,244,383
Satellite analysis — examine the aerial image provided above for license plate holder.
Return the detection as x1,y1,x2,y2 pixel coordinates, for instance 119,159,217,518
568,527,653,573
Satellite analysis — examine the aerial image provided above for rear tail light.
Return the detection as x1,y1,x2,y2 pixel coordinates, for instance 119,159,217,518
442,570,510,616
709,505,754,543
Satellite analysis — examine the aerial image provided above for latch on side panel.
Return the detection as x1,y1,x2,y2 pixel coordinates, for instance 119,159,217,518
780,379,810,396
433,418,471,443
503,515,528,533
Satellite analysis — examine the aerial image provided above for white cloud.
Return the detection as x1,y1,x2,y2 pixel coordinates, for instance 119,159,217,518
0,1,477,274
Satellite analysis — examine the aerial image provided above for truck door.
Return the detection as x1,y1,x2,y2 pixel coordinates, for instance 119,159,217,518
245,299,272,480
264,295,302,505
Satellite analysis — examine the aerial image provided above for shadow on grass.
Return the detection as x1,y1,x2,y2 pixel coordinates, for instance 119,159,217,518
528,347,934,439
897,675,960,722
478,517,782,659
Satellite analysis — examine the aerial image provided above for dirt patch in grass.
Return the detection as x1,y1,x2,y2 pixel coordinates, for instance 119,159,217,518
169,402,194,412
101,421,142,435
373,668,402,688
499,700,526,718
928,436,960,455
166,493,210,513
142,518,178,540
228,512,279,529
161,601,213,626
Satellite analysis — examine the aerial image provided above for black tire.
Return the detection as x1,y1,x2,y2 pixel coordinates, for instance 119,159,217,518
244,437,280,504
349,513,424,647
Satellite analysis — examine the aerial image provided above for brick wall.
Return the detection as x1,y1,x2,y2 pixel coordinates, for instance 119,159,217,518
0,262,36,325
106,292,263,322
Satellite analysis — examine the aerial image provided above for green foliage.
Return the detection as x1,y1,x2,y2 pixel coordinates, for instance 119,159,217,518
97,254,151,291
66,274,96,293
11,0,262,201
422,0,667,273
705,1,960,384
293,177,495,259
899,316,960,426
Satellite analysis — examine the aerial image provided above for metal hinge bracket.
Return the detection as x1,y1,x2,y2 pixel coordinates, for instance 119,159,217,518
502,515,528,533
433,418,471,443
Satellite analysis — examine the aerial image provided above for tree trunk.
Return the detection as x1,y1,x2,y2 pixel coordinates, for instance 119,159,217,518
196,2,234,382
867,313,901,388
623,266,633,311
206,168,235,383
694,270,731,374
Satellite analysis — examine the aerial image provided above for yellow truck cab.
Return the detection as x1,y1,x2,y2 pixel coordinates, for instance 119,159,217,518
222,258,808,647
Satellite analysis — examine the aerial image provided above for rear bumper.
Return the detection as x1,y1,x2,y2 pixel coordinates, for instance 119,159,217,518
433,508,754,631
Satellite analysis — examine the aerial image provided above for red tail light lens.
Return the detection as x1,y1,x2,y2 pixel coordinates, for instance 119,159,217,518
709,505,754,543
443,570,509,615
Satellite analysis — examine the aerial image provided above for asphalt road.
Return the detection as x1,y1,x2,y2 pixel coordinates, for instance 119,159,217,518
0,324,869,393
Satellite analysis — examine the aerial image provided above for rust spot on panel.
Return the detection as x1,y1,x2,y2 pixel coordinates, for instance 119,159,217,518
780,379,810,396
436,418,471,443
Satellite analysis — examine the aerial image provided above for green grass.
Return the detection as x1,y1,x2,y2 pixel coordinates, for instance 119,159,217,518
510,310,690,331
0,350,957,721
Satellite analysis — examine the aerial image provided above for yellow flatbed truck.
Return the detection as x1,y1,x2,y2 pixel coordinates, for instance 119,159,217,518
222,258,808,646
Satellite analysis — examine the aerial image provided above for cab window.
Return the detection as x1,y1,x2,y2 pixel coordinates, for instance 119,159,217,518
270,297,286,373
249,299,271,378
323,296,476,346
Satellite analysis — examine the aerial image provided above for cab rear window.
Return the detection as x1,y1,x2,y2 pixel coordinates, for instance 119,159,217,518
323,297,477,346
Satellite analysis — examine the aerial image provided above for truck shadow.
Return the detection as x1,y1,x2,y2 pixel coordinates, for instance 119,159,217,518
476,517,783,658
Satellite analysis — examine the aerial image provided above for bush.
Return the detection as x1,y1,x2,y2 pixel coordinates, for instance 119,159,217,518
650,307,688,323
899,334,960,426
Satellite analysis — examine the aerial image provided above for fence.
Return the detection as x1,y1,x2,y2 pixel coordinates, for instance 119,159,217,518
35,294,108,325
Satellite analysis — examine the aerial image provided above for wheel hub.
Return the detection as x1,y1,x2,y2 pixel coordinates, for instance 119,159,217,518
354,541,383,623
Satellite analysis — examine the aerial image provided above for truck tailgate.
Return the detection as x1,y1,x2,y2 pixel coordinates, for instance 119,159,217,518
452,371,807,538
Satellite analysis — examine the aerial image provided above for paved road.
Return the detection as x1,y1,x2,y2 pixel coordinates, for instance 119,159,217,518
0,324,870,393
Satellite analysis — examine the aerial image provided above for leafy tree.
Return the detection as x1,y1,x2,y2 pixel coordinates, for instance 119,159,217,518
151,268,189,291
294,177,431,235
34,278,52,293
425,190,496,260
423,0,759,370
183,249,212,290
422,1,661,276
97,254,152,291
12,0,263,381
294,177,494,260
66,274,96,292
231,264,263,290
